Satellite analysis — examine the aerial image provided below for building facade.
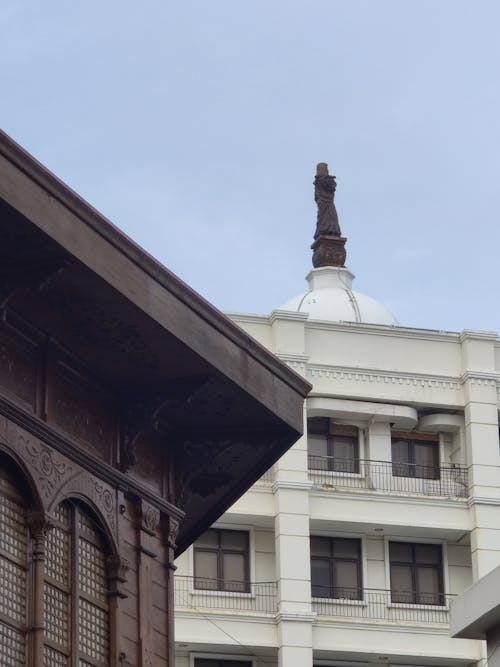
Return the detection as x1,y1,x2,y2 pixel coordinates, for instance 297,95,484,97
174,165,499,667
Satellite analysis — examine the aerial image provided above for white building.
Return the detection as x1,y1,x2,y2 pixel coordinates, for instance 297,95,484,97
174,165,500,667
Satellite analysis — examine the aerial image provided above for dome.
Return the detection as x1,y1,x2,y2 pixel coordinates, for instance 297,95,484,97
280,266,398,326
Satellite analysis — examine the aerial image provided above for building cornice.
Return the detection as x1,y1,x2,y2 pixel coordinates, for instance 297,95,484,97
306,364,462,392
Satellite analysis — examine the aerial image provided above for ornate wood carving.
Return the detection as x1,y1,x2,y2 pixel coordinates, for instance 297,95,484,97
50,471,118,541
139,498,161,537
107,554,129,599
8,422,73,501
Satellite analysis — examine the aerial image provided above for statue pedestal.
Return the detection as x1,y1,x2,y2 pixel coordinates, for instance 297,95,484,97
311,235,347,268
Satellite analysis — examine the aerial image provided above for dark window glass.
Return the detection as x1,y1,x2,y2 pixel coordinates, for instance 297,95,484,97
308,419,359,474
310,536,362,600
195,659,252,667
194,528,249,592
391,434,439,480
389,541,444,605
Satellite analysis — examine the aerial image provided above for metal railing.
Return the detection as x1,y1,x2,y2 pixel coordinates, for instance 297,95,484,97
308,455,468,498
174,576,277,614
312,587,453,625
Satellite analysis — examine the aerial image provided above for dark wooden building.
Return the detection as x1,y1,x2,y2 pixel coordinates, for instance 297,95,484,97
0,131,310,667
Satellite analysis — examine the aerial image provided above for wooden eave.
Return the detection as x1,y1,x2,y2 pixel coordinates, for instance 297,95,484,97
0,130,311,554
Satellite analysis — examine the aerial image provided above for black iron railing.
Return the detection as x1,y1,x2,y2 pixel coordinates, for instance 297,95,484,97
308,456,468,498
312,587,453,624
174,576,277,614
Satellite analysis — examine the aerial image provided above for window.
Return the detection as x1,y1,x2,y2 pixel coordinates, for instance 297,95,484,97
308,418,359,473
44,501,110,666
389,541,444,605
195,659,252,667
391,432,439,479
0,465,28,666
310,536,362,600
0,461,111,667
194,529,249,592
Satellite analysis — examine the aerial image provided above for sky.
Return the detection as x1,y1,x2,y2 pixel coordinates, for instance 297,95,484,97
2,1,500,333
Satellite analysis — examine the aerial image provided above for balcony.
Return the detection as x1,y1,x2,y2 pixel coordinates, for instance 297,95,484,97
174,576,277,614
308,456,468,498
313,587,453,625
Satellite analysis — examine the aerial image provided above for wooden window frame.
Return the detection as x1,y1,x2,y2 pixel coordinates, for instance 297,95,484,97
389,541,444,606
193,528,250,593
310,536,363,600
391,431,440,480
308,418,360,474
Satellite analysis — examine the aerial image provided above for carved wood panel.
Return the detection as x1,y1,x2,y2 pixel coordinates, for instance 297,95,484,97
47,358,116,463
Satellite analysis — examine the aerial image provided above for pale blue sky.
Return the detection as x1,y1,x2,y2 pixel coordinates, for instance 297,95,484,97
3,1,500,332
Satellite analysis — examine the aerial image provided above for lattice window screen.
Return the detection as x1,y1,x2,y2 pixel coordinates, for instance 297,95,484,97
44,502,110,667
0,466,28,667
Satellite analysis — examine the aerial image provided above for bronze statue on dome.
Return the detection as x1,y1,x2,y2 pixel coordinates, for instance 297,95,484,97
314,162,342,238
311,162,347,268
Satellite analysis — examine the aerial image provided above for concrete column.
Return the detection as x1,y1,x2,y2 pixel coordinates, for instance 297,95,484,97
460,331,500,579
274,405,314,667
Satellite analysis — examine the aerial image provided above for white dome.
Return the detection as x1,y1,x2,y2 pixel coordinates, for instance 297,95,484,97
280,266,398,326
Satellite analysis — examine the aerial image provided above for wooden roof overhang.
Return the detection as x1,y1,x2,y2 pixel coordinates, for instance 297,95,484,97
0,131,311,555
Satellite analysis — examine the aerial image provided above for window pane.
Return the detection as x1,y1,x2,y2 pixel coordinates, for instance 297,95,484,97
223,553,246,590
335,561,360,599
415,544,441,564
194,551,218,587
308,435,328,469
390,564,414,603
414,443,439,479
392,440,411,477
416,567,442,604
332,437,358,472
196,529,218,548
310,537,331,557
389,542,412,562
311,559,331,597
332,538,359,559
308,417,329,435
220,530,247,551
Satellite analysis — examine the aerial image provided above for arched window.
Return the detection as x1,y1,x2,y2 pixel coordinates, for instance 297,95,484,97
0,463,28,666
44,501,110,666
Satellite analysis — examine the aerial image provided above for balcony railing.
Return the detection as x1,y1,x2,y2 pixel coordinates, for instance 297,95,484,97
313,587,453,625
174,576,277,614
308,456,468,498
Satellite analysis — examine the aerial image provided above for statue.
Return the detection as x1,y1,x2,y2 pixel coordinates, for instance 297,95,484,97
314,162,341,239
311,162,346,268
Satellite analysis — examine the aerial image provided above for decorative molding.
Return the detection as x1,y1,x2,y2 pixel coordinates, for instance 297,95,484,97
140,498,161,536
168,517,180,549
305,319,462,342
49,470,117,539
0,396,184,523
307,364,462,392
460,371,499,386
272,479,314,492
460,330,499,342
10,423,73,500
468,496,500,507
270,310,309,323
107,554,129,598
275,611,317,623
